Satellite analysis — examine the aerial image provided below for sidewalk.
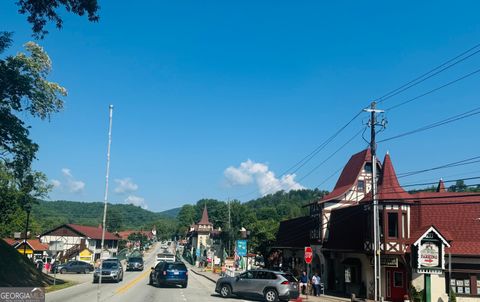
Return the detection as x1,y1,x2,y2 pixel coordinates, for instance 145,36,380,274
185,262,350,302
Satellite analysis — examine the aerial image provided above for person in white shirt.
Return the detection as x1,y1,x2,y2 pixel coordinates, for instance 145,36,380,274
311,273,321,296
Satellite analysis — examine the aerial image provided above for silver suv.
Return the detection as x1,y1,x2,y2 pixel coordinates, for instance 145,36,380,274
215,270,299,302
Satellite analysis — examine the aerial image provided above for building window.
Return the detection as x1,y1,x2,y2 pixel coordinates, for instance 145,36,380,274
388,213,398,238
364,163,372,173
393,272,403,287
450,274,478,295
357,180,365,192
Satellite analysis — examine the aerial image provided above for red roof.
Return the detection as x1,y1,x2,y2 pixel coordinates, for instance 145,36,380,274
3,238,48,251
436,179,446,192
410,192,480,255
376,153,411,201
66,224,118,240
117,230,153,240
321,149,375,202
198,205,212,225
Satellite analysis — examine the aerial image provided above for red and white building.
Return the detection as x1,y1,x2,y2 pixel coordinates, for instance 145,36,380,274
308,149,480,302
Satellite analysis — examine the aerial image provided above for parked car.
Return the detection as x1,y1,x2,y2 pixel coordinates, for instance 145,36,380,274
149,261,188,288
53,261,94,274
93,259,124,283
215,270,299,302
126,257,144,271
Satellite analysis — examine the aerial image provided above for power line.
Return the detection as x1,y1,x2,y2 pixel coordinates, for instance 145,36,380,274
378,106,480,143
397,155,480,178
377,43,480,103
385,67,480,111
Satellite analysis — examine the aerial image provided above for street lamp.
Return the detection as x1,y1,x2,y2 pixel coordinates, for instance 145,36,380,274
23,202,32,257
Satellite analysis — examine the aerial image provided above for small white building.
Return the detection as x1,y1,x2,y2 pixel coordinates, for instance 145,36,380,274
39,224,119,263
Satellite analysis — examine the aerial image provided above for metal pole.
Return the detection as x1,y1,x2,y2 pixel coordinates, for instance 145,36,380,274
97,105,114,302
23,206,31,256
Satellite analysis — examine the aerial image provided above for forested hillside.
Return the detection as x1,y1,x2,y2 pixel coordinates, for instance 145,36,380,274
28,200,177,237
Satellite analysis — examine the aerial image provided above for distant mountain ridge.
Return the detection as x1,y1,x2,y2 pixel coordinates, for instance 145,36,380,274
32,200,177,233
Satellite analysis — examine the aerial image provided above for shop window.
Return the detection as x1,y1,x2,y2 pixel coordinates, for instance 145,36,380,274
449,274,477,295
388,213,398,238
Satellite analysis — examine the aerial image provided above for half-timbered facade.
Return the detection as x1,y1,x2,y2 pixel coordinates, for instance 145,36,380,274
39,224,119,262
308,149,480,302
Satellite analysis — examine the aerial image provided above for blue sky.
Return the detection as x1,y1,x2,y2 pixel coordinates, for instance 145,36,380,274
2,1,480,211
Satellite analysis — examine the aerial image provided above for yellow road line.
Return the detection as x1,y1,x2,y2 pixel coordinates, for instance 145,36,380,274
115,270,151,294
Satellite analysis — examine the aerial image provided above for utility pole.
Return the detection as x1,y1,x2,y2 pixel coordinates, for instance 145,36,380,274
364,101,384,302
228,198,231,256
97,105,114,302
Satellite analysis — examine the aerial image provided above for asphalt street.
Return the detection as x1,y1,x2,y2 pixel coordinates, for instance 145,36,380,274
46,244,250,302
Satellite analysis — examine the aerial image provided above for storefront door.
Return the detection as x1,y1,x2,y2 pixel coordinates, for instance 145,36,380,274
386,267,407,302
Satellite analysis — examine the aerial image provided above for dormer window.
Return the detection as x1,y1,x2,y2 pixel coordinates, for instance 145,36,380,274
357,180,365,192
364,163,372,173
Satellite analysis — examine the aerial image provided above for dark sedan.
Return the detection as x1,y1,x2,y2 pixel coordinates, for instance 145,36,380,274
53,261,93,274
149,261,188,288
126,257,144,271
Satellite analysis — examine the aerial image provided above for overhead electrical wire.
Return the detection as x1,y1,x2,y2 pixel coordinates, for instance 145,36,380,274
377,43,480,104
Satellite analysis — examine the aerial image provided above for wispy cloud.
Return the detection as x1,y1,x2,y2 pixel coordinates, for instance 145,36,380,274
224,159,305,196
52,168,85,193
114,178,138,194
124,195,148,209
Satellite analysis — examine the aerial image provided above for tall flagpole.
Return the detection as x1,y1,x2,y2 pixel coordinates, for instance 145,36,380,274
97,105,114,302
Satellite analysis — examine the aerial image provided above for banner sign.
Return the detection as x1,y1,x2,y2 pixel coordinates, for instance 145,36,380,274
236,240,247,257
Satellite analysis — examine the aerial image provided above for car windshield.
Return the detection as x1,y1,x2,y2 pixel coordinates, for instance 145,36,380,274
101,262,118,269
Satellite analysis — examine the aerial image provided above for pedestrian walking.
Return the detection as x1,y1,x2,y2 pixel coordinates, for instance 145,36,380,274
312,273,321,296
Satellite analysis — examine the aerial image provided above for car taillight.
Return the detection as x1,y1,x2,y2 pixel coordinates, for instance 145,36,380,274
281,281,289,285
163,271,166,275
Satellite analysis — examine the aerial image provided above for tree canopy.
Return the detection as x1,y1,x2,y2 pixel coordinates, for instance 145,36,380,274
15,0,100,39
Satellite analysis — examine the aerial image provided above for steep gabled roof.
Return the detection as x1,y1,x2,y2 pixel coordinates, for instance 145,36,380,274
198,205,212,225
376,153,411,201
321,148,375,202
436,179,446,192
41,224,118,240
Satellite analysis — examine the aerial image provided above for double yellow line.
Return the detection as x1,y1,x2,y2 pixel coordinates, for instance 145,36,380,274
115,269,151,294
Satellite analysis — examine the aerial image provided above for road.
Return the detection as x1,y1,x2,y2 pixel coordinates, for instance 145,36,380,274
46,244,250,302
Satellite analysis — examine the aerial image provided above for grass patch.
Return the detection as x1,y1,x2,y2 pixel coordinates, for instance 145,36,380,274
45,281,77,293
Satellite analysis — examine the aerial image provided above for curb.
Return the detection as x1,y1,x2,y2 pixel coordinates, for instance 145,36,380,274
189,267,217,283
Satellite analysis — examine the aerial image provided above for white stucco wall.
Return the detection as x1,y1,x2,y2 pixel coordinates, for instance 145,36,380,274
412,272,449,302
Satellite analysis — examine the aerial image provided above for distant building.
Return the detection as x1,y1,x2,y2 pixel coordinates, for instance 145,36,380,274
2,238,48,262
39,224,119,262
186,205,222,266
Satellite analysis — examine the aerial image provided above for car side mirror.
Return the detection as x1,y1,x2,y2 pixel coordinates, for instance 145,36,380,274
151,267,154,270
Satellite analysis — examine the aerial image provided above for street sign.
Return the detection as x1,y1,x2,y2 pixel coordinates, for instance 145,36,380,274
304,246,313,264
236,240,247,257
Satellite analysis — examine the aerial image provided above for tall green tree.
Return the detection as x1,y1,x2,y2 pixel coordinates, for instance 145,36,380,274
15,0,100,39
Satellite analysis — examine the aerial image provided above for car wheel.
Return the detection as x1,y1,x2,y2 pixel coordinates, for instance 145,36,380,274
181,282,187,288
220,284,231,298
60,268,67,274
93,279,98,283
148,276,152,285
84,268,89,274
264,288,278,302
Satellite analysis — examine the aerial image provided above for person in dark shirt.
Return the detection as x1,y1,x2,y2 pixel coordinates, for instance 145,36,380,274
299,271,308,294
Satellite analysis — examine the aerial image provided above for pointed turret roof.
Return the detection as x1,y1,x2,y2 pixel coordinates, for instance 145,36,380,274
198,205,212,225
376,153,411,201
436,179,446,192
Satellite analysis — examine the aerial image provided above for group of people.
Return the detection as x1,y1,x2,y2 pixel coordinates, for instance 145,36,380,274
299,271,322,296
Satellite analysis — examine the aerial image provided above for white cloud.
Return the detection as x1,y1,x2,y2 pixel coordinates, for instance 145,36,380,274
53,168,85,193
51,179,61,188
224,159,305,196
124,195,148,209
114,178,139,194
